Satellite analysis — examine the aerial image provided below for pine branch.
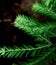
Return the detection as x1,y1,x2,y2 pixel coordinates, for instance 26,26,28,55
14,15,56,43
42,0,54,7
14,15,56,36
21,48,56,65
42,0,56,12
0,44,51,58
32,2,56,20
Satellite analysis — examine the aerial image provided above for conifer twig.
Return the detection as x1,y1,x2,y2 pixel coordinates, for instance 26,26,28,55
22,48,56,65
14,15,56,44
0,44,51,58
32,2,56,20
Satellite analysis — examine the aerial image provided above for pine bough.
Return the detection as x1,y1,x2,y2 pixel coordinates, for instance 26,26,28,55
0,0,56,65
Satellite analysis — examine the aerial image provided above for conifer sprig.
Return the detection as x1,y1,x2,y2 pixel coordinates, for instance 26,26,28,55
42,0,56,12
0,44,51,58
14,15,56,43
32,2,56,20
14,15,56,36
22,48,56,65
